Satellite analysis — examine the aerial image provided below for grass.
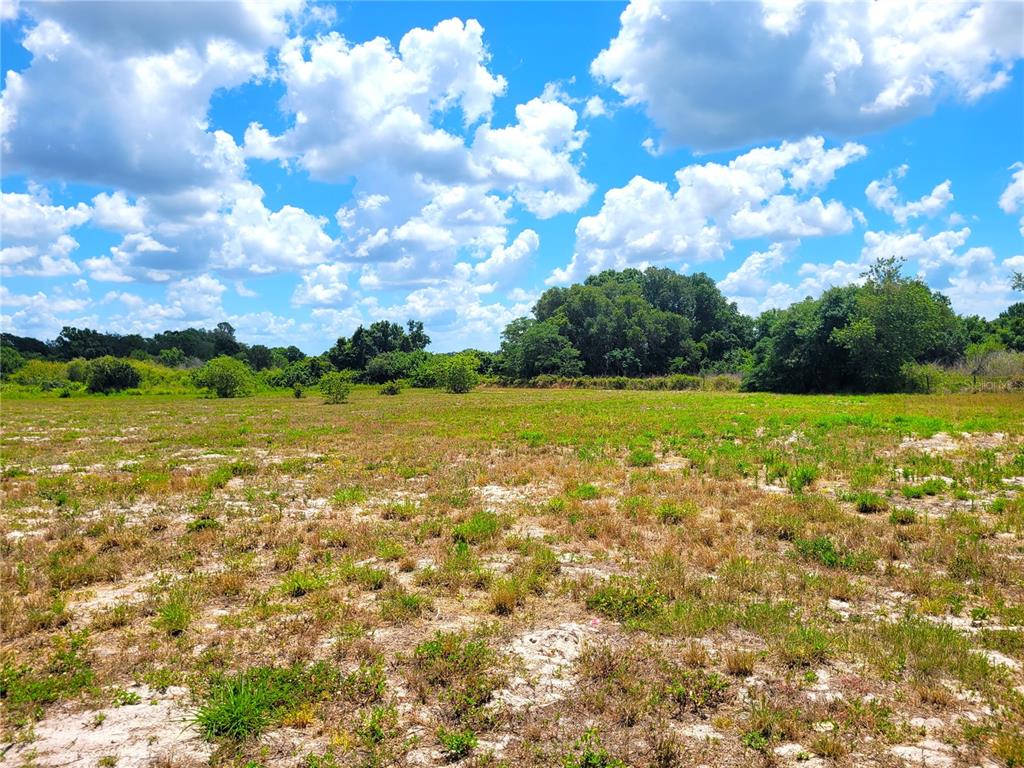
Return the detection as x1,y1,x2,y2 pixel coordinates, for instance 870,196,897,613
2,388,1022,766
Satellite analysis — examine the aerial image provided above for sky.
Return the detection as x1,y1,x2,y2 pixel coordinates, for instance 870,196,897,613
1,0,1022,354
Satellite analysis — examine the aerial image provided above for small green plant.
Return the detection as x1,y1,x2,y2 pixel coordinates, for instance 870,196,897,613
437,727,477,761
452,510,501,544
788,464,818,494
292,383,304,398
186,515,220,533
280,569,327,598
667,670,729,713
656,501,695,524
379,381,402,396
889,507,917,525
319,372,352,404
112,687,141,706
854,491,887,514
380,588,430,621
569,482,600,500
154,596,192,636
586,577,665,624
562,728,625,768
627,446,656,467
194,664,340,741
332,486,365,506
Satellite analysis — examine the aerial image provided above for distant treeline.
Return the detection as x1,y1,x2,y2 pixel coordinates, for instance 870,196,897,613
2,258,1022,394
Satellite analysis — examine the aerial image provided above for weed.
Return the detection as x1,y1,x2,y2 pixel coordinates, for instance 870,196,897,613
586,577,666,624
437,727,477,761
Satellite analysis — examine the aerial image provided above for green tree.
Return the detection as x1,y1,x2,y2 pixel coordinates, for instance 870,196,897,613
191,356,255,398
832,257,960,391
497,318,583,379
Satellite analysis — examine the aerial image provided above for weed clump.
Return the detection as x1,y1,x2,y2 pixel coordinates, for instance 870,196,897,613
586,577,666,624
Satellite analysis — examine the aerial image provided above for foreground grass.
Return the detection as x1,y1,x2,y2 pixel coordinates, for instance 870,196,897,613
1,389,1022,767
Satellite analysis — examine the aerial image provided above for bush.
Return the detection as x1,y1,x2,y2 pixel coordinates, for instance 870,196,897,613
12,359,70,389
191,356,255,398
0,345,26,377
440,354,479,394
363,350,428,384
379,381,402,396
85,356,141,393
319,371,352,404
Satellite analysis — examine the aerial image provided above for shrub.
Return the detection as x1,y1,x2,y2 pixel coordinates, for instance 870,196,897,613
86,356,141,393
379,380,402,396
0,345,25,377
191,356,255,398
319,372,352,404
441,354,480,394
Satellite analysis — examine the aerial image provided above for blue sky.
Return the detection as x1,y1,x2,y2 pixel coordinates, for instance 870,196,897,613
1,0,1022,353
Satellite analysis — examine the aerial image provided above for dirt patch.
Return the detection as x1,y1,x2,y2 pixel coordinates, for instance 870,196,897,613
492,622,598,710
1,686,210,767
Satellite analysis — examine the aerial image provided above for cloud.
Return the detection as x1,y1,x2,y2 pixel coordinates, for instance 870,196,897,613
717,242,806,315
865,167,953,224
292,262,352,306
1,2,293,193
471,96,593,218
583,95,609,118
592,0,1023,150
90,191,148,232
999,162,1024,236
551,136,865,284
456,228,539,283
247,18,504,183
0,190,90,277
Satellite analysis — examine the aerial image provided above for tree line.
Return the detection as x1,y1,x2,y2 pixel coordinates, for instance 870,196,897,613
2,260,1022,394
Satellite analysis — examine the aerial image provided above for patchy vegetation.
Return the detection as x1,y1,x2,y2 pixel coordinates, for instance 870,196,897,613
1,387,1023,767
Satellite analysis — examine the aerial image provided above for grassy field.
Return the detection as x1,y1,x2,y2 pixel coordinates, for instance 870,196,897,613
1,388,1023,767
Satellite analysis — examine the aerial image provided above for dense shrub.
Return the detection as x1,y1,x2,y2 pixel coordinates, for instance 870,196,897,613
191,356,255,398
85,356,141,393
362,350,428,384
440,354,480,394
0,345,25,377
319,371,352,404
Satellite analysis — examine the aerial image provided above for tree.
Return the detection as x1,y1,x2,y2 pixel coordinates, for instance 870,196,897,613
191,356,255,398
497,318,583,379
327,319,428,371
832,257,960,391
158,347,187,367
85,357,141,393
319,372,352,404
246,345,273,371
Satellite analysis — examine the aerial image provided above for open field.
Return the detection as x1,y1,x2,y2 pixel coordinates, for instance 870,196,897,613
2,389,1023,768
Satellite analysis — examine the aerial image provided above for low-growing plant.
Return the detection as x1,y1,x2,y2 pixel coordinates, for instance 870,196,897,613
586,577,665,624
437,727,477,761
379,380,402,396
788,464,818,494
